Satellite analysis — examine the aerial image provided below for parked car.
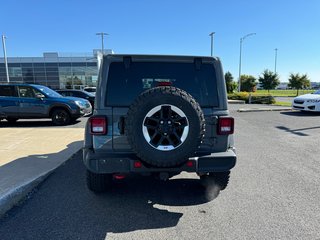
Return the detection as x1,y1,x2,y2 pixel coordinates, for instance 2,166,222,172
0,84,92,125
83,54,236,193
292,90,320,112
83,87,96,96
57,89,95,109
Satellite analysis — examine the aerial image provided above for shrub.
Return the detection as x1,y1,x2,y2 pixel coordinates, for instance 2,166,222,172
228,92,275,104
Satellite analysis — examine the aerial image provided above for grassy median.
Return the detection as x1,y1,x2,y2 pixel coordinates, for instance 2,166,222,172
255,89,314,97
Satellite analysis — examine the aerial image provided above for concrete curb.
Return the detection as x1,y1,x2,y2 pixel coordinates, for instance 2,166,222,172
228,100,245,104
238,107,292,112
0,144,82,217
0,169,54,217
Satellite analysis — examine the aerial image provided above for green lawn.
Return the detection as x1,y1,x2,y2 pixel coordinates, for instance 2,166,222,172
272,101,292,107
255,89,314,97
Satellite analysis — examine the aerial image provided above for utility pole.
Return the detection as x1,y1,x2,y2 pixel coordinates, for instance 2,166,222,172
238,33,256,92
96,32,109,54
274,48,278,73
209,32,215,56
1,35,10,82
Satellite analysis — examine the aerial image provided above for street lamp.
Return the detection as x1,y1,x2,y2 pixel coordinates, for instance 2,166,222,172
209,32,215,56
1,34,10,82
238,33,256,92
274,48,278,73
96,32,109,54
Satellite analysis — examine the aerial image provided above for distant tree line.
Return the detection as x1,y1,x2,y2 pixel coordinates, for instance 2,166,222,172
224,70,311,96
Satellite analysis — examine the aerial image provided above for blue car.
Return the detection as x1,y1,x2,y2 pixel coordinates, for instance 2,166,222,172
0,84,92,125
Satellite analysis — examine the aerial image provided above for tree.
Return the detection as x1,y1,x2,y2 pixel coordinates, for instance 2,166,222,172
258,69,280,92
225,71,237,93
288,73,311,96
66,76,83,89
240,74,257,92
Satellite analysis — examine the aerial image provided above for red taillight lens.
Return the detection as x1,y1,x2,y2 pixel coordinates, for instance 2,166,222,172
217,117,234,135
186,160,194,167
90,117,107,135
134,161,142,168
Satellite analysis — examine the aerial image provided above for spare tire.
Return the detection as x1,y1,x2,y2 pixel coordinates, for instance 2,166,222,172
125,86,205,167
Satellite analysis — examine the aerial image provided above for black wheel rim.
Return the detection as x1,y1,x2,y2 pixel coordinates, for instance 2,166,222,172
142,104,189,151
54,111,68,124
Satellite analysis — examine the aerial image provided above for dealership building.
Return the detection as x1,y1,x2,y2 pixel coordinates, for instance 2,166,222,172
0,50,112,90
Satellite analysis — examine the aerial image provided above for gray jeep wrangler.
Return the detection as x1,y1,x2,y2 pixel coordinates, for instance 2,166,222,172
83,54,236,192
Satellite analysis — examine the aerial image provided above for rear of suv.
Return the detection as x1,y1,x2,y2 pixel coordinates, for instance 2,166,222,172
83,55,236,192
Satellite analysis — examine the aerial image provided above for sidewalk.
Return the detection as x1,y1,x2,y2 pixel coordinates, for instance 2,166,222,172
235,103,292,112
0,127,84,216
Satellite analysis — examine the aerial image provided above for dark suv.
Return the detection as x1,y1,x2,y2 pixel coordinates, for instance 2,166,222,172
83,55,236,192
0,84,92,125
56,89,95,109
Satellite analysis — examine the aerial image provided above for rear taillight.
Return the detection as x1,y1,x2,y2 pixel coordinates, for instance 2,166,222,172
90,117,107,135
217,117,234,135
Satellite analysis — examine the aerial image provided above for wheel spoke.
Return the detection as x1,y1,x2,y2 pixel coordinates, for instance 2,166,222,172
144,123,157,129
166,136,174,145
175,116,187,125
155,136,165,147
145,117,159,123
150,131,159,142
172,131,182,145
160,105,172,119
144,117,159,129
167,106,172,118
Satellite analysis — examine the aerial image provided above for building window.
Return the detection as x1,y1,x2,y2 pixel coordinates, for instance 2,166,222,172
8,67,22,77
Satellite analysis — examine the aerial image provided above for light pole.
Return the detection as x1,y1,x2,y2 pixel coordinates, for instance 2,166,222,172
209,32,215,56
238,33,256,92
1,35,10,82
274,48,278,73
96,32,109,54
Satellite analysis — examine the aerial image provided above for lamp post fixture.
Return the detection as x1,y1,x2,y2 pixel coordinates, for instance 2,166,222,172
96,32,109,54
274,48,278,73
238,33,256,92
209,32,215,56
1,34,10,82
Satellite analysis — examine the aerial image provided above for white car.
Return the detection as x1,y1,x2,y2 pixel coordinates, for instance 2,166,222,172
292,90,320,112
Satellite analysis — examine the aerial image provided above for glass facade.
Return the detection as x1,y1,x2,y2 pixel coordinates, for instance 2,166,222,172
0,53,99,90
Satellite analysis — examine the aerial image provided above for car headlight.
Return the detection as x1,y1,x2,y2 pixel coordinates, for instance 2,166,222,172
75,100,86,107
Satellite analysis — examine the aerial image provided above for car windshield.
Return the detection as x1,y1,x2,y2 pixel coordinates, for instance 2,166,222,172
85,91,95,97
34,86,62,98
84,88,96,92
314,90,320,94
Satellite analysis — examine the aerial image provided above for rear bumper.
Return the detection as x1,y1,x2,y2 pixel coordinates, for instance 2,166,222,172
83,148,236,174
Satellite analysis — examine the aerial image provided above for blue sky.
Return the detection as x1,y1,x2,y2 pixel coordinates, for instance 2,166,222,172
1,0,319,82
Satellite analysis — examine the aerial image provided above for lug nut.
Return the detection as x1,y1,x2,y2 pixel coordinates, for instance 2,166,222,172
168,121,171,124
160,121,164,124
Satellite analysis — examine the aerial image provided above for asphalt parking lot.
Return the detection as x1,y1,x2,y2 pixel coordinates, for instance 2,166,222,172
0,107,320,239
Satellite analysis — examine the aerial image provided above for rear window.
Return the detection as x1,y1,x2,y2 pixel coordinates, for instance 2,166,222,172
105,62,219,107
0,86,16,97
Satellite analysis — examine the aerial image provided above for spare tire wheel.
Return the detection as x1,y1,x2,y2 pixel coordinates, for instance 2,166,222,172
125,86,205,167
